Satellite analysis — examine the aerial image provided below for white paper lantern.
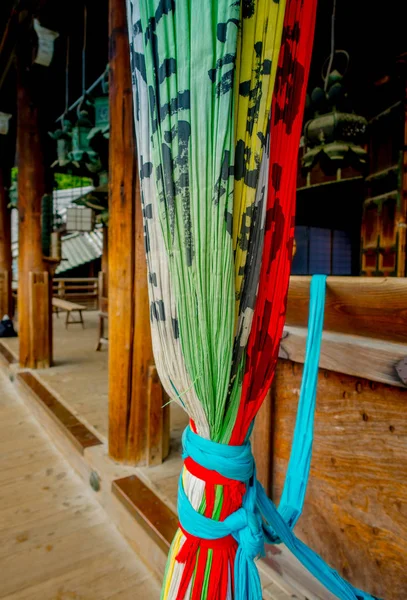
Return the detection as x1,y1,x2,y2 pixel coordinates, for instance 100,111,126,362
66,207,95,232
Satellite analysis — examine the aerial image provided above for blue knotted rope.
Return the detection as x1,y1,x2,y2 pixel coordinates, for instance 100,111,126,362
178,276,380,600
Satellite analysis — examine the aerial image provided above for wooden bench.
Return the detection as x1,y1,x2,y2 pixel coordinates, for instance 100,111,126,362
52,298,86,329
95,311,108,351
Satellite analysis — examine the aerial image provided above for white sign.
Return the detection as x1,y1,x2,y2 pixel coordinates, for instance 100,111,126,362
33,19,59,67
0,112,11,135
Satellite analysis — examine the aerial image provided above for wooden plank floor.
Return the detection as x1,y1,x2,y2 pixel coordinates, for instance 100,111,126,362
2,312,189,510
0,369,161,600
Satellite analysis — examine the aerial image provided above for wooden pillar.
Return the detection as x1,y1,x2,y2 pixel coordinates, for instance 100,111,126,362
252,388,274,495
16,22,52,369
399,65,407,276
101,224,109,297
0,168,12,318
108,0,168,465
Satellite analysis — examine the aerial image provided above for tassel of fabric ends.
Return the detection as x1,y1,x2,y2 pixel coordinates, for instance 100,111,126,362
173,455,247,600
161,426,268,600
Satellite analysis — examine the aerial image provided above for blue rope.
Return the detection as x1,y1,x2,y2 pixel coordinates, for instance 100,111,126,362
178,275,380,600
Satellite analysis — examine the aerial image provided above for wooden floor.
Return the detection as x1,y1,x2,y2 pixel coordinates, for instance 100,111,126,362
1,314,336,599
3,312,188,510
0,369,161,600
4,311,110,439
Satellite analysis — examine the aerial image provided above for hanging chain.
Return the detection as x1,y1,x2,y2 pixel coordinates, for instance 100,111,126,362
324,0,337,91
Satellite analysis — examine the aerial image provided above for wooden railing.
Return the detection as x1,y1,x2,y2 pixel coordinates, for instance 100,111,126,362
253,275,407,598
281,276,407,387
53,278,99,310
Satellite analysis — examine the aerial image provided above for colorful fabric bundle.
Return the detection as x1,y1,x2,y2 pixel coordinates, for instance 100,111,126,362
123,1,378,599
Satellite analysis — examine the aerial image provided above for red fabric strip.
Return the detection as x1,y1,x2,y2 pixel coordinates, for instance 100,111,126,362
231,0,318,445
178,524,237,551
191,547,208,600
184,456,245,488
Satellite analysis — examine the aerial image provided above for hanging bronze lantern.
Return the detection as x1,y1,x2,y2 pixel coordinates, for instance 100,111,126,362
70,107,93,163
88,66,109,170
49,118,72,168
302,51,368,175
69,100,102,174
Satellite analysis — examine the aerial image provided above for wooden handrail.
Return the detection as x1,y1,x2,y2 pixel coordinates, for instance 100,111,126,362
53,277,99,309
286,276,407,343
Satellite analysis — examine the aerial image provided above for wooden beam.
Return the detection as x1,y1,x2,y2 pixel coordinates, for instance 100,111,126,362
0,167,12,317
280,326,407,388
16,18,52,369
108,0,167,465
286,276,407,343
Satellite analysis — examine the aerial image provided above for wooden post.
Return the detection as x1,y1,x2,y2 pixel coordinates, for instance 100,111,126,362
101,224,109,297
108,0,168,464
0,168,12,318
16,20,52,369
252,388,274,495
399,66,407,276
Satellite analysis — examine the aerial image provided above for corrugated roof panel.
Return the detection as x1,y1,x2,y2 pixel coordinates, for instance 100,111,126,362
11,186,103,277
56,229,103,274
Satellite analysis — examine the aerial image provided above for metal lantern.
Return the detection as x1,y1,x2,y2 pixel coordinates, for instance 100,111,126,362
49,118,72,168
69,104,102,174
70,109,93,162
302,53,368,174
87,96,108,171
95,96,109,131
88,69,109,167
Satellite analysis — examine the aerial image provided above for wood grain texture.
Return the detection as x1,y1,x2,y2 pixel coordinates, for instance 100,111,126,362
286,276,407,343
16,26,52,369
28,271,51,368
280,326,407,388
108,0,136,462
17,371,102,454
146,364,170,466
108,0,161,466
128,157,155,464
0,341,16,365
101,224,109,297
252,388,274,493
398,80,407,276
0,168,12,318
0,370,160,600
112,475,178,553
272,359,407,600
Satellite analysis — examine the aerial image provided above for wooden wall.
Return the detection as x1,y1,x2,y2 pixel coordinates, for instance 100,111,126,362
272,360,407,600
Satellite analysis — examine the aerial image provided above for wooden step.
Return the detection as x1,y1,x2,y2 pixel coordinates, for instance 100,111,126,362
112,475,178,553
17,371,102,455
0,341,17,366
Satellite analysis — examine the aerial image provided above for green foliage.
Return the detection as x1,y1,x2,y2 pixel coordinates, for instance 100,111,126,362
10,168,92,191
54,173,92,189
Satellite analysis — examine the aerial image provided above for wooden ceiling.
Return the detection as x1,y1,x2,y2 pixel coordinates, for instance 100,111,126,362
0,0,108,170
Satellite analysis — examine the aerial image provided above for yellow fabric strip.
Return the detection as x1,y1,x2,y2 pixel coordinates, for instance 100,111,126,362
233,0,286,322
